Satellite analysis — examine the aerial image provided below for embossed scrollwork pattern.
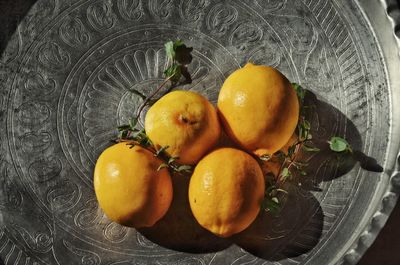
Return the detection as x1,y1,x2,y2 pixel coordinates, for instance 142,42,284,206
87,0,116,31
59,17,91,48
37,41,70,71
117,0,144,21
206,3,238,35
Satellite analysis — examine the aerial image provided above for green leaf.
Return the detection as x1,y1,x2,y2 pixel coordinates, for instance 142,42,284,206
302,120,311,130
157,163,169,171
271,197,279,204
164,41,175,60
280,167,291,181
292,83,306,103
176,165,192,173
261,197,281,215
260,154,271,161
117,124,131,131
155,145,169,157
302,144,320,152
164,39,184,60
168,156,179,164
328,136,352,153
129,117,138,130
164,64,182,83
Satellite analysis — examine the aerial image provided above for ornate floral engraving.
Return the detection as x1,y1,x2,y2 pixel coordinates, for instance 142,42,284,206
104,222,129,243
23,71,56,96
63,240,101,265
117,0,144,21
87,1,116,31
148,0,174,20
179,0,209,22
17,102,50,126
247,41,281,67
21,132,52,153
281,15,318,54
46,180,81,212
255,0,287,13
206,3,238,35
59,17,91,48
11,223,52,253
37,42,70,71
229,20,263,51
28,157,62,183
74,199,103,230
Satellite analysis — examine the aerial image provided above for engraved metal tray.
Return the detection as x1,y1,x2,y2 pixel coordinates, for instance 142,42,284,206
1,0,400,264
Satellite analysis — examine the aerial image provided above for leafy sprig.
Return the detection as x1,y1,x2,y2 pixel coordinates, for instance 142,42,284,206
261,83,353,214
114,40,193,174
116,117,192,174
135,40,192,123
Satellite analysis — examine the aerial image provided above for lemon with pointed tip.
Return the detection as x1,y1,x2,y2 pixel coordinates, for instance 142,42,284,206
94,143,173,228
188,148,265,237
145,90,221,165
217,63,299,156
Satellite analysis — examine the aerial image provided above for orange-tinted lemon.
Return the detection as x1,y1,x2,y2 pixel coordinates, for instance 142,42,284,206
218,63,299,156
188,148,265,237
94,143,173,228
145,90,221,165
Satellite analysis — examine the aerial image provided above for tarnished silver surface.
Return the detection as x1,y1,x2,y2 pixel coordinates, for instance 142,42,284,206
0,0,399,264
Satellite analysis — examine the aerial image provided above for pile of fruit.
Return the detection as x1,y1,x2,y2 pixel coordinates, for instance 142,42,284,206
94,61,301,238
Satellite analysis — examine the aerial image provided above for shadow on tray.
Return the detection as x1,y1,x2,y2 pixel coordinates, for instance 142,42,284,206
139,89,383,260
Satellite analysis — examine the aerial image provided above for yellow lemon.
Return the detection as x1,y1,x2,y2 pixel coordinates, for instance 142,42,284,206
218,63,299,156
145,90,221,165
188,148,265,237
94,143,173,228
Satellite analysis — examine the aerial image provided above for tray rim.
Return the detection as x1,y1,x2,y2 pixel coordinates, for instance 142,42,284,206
337,0,400,264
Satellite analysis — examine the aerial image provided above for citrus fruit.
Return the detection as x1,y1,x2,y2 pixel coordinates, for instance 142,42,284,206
217,63,299,156
145,90,221,165
94,143,173,228
188,148,265,237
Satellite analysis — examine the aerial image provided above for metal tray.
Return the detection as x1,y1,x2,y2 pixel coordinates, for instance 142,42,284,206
1,0,399,264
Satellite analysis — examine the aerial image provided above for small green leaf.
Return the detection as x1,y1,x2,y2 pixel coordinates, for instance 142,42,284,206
168,156,179,164
157,163,169,171
164,64,182,83
177,165,192,173
302,144,320,152
117,124,131,131
164,39,184,60
129,117,138,129
329,136,352,153
261,197,281,215
155,145,170,157
302,120,311,130
292,83,306,103
276,188,288,194
280,167,291,181
164,41,175,60
271,197,279,204
260,154,271,161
